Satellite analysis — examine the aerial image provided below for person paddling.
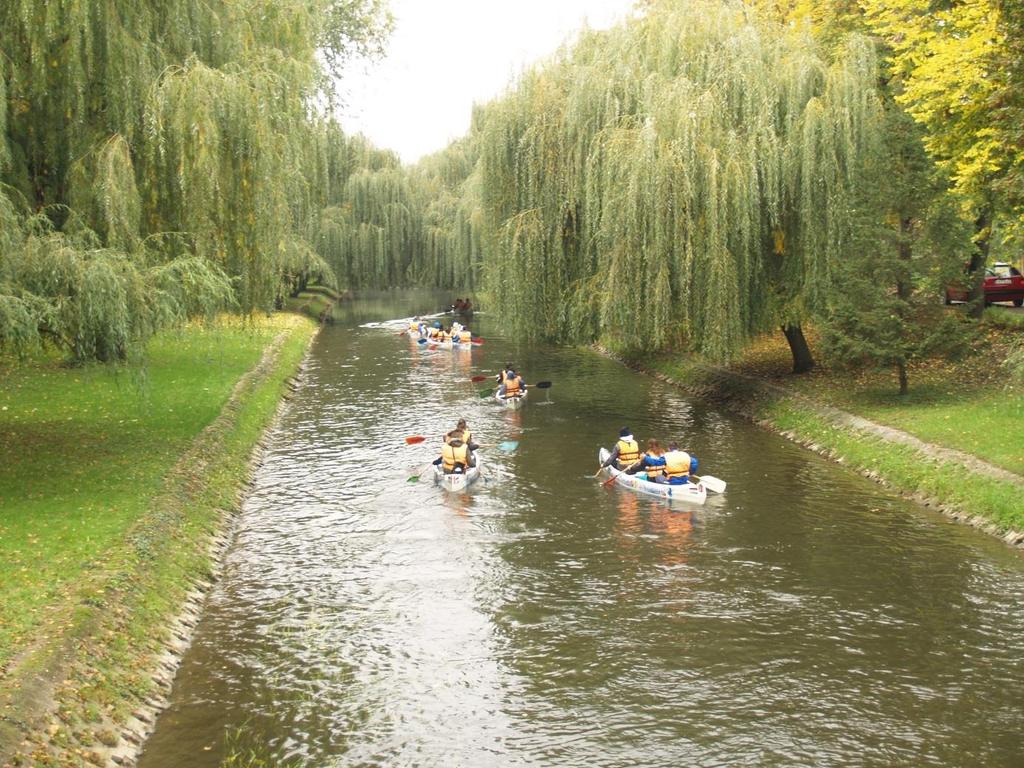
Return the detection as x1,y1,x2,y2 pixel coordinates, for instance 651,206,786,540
444,418,479,458
496,363,514,387
626,439,667,480
602,427,641,471
499,368,525,399
433,429,476,474
662,442,698,484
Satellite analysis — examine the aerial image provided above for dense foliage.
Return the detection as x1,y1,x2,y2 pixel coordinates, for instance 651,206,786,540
412,0,885,362
0,0,392,360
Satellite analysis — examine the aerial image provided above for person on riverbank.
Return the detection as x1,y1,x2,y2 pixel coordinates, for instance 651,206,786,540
433,430,475,474
662,442,699,484
602,428,641,471
626,439,667,480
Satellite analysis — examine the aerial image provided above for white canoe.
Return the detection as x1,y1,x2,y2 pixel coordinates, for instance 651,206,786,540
412,335,476,350
597,448,706,504
494,389,527,409
432,457,482,492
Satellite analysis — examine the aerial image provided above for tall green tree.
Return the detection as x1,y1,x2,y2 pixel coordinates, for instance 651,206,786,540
861,0,1021,316
459,0,881,367
0,0,392,359
821,104,972,393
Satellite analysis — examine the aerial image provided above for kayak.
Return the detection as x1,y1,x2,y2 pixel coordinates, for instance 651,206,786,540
495,389,527,409
433,457,482,492
597,448,707,504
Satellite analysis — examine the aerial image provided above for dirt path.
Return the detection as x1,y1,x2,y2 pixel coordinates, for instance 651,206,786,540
735,371,1024,488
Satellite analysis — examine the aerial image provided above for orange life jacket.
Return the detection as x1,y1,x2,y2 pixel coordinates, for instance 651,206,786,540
504,377,522,397
644,452,665,479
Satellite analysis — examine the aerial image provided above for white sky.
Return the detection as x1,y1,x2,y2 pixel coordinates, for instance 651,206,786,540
336,0,637,164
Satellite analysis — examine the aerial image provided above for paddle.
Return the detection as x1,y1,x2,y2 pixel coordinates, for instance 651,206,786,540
693,474,727,493
470,375,489,383
405,435,427,445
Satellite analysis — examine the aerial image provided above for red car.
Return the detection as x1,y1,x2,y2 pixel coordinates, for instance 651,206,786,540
946,262,1024,307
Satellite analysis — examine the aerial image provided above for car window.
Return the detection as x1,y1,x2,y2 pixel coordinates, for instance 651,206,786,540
992,264,1012,277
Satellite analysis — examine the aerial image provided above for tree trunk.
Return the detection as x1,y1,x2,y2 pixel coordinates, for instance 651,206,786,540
897,359,908,395
782,323,815,374
966,205,993,319
896,217,912,397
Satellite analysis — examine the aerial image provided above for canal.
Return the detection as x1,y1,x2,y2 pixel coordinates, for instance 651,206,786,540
139,291,1024,767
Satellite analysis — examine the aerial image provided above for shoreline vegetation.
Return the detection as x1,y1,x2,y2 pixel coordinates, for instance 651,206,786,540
0,311,318,767
602,310,1024,546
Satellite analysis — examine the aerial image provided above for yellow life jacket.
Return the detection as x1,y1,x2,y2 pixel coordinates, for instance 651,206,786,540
458,330,472,343
616,439,640,466
504,377,522,397
441,441,469,472
409,321,420,331
427,327,441,338
663,450,691,479
644,452,665,479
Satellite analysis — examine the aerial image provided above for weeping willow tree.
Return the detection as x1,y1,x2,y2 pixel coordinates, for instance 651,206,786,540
456,0,881,366
407,137,484,289
0,0,391,360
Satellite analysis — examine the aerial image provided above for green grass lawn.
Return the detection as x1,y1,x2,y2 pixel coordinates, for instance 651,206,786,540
820,382,1024,476
715,325,1024,477
0,315,304,669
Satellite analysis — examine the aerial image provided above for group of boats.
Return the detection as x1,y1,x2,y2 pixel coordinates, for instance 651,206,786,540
398,313,723,503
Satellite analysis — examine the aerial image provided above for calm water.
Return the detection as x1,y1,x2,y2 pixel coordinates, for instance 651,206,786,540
139,291,1024,767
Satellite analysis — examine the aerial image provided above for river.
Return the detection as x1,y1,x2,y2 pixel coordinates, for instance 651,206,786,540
139,291,1024,767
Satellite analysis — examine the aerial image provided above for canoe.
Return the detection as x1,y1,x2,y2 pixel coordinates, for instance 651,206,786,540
432,457,482,492
597,448,707,504
412,334,477,350
494,389,527,409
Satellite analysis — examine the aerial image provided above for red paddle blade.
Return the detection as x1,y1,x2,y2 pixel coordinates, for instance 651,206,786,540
602,474,616,487
470,375,488,383
405,435,427,445
472,337,483,344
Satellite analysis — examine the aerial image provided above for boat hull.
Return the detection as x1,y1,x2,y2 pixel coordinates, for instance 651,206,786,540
597,448,706,504
495,390,527,409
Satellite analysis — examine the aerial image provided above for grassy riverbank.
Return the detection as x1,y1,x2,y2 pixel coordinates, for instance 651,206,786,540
282,284,344,322
0,312,317,765
616,317,1024,538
